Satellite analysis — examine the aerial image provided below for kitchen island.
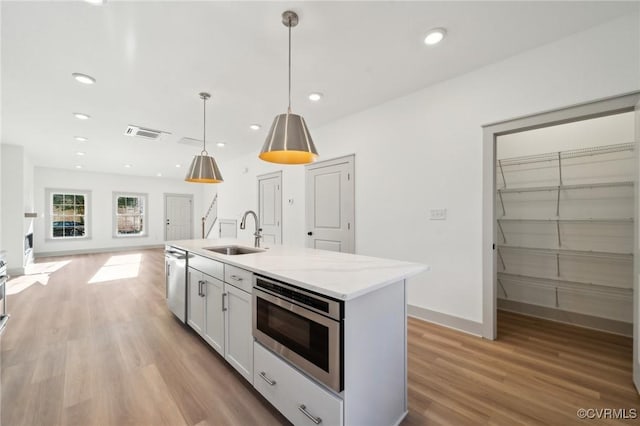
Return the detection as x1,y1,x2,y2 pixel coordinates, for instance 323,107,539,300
167,238,428,426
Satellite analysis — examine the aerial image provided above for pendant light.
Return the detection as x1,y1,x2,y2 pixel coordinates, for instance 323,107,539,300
260,10,318,165
185,92,224,183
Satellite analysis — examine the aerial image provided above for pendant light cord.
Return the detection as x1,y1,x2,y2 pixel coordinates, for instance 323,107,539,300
202,95,207,155
288,15,292,114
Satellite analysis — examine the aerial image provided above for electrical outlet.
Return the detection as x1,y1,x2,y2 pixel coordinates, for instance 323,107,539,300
430,208,447,220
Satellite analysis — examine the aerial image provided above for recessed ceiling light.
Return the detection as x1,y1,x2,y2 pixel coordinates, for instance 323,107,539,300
124,164,132,168
74,136,88,142
424,28,446,45
217,142,226,147
75,165,83,169
175,164,182,168
308,92,323,102
76,151,86,156
84,0,106,5
73,112,91,120
156,172,162,177
249,124,261,131
72,73,96,85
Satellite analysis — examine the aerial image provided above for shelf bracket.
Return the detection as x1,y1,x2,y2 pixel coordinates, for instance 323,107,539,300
497,220,507,244
557,152,563,185
498,278,508,299
498,190,506,216
497,248,506,271
498,159,507,188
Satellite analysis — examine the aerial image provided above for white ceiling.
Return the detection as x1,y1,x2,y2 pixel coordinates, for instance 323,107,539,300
2,1,636,179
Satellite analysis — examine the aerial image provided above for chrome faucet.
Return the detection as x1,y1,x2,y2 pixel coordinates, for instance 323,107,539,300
240,210,263,248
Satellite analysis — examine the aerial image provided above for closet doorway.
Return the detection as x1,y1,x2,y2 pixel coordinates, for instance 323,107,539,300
496,113,634,334
482,92,640,390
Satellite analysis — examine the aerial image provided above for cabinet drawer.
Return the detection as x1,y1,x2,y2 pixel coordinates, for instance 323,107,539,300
224,264,253,293
254,342,343,426
189,254,224,280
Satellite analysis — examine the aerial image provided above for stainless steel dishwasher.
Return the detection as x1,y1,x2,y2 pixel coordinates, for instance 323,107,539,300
165,246,188,323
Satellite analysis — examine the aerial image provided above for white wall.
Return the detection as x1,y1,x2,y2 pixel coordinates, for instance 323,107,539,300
497,112,635,159
33,167,206,255
218,14,640,326
1,144,26,274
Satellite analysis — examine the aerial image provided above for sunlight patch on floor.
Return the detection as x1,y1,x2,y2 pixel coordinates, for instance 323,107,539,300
88,253,142,284
7,259,72,295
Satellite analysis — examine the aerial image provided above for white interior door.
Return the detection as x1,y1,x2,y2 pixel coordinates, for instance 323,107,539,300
165,194,193,241
258,171,282,245
305,155,355,253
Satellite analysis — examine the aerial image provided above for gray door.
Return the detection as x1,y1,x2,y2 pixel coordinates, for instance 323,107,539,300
305,155,355,253
258,171,282,245
165,194,193,241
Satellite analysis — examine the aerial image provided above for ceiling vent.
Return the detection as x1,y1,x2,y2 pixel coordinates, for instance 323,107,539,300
177,137,204,147
124,125,169,140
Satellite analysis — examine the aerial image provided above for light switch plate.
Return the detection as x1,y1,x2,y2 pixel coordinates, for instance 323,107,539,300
430,208,447,220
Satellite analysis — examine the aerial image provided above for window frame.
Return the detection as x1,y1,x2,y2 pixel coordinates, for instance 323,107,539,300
45,188,91,241
113,192,148,238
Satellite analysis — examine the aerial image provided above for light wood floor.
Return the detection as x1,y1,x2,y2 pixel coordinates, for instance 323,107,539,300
2,248,638,425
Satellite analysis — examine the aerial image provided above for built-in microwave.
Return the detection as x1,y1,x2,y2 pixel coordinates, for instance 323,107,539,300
252,275,344,393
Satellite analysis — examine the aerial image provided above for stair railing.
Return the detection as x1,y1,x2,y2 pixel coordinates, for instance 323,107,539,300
202,193,218,238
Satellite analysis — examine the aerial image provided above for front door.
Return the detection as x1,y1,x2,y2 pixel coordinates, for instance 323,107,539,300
305,155,355,253
258,171,282,245
165,194,193,241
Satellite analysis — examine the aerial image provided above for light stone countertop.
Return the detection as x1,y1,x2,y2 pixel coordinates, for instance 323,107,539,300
167,238,429,300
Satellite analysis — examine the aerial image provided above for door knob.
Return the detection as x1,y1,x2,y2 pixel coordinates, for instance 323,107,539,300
307,231,313,236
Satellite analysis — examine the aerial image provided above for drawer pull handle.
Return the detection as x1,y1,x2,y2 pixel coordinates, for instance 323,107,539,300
298,404,322,424
230,274,243,281
259,371,276,386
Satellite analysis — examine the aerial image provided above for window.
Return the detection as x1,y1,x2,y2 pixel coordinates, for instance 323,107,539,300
46,189,90,240
114,193,147,237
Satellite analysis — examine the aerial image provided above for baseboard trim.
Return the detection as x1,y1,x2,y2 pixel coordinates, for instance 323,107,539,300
498,299,632,336
408,305,483,336
7,267,25,277
35,244,164,258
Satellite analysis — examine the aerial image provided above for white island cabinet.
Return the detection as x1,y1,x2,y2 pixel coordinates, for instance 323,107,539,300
187,253,254,382
169,238,428,426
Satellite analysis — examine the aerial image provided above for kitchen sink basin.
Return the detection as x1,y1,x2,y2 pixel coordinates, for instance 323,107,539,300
203,245,265,255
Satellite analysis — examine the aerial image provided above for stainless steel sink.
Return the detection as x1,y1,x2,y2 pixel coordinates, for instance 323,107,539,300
203,245,265,255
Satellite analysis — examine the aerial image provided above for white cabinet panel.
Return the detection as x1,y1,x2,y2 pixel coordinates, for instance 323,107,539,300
224,264,253,293
187,268,205,336
190,254,224,280
204,276,225,356
254,342,343,426
224,284,253,382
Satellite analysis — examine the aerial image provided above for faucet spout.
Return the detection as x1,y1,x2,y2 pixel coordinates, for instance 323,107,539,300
240,210,262,248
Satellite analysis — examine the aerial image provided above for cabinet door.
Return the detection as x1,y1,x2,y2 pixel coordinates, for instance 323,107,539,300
187,268,205,336
203,275,225,356
224,284,253,382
